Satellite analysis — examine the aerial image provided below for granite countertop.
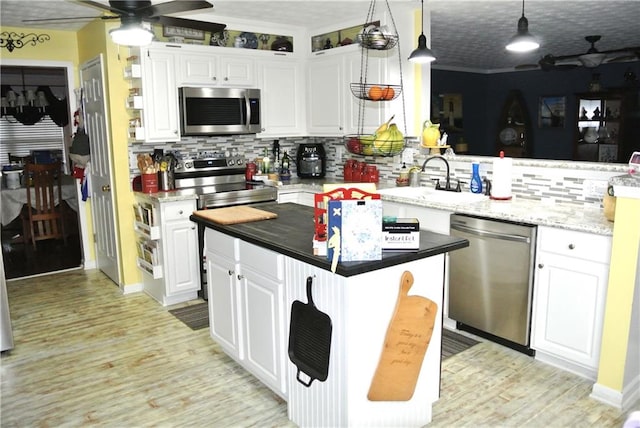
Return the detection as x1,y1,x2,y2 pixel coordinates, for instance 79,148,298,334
134,189,199,203
190,202,469,277
610,173,640,199
276,179,615,236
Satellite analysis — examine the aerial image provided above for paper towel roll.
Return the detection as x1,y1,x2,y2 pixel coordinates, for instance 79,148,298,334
491,151,512,200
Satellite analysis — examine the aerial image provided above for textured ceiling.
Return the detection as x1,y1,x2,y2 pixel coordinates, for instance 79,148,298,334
1,0,639,72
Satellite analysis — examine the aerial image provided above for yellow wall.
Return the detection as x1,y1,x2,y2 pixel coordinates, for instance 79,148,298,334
77,20,141,289
597,196,640,390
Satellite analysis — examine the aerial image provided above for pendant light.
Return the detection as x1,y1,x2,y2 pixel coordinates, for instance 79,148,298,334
505,0,539,53
408,0,436,63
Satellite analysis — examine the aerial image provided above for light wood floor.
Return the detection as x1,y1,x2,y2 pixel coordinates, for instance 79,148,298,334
2,269,637,427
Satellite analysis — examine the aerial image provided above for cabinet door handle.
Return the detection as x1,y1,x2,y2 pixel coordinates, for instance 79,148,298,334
227,270,234,276
224,77,228,81
101,184,110,192
237,274,244,280
568,243,575,250
538,263,544,269
178,210,183,215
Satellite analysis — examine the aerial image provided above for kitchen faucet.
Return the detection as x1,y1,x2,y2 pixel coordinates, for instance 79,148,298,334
421,156,460,192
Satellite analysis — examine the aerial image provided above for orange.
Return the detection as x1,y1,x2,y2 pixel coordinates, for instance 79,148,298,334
382,87,395,100
368,86,383,100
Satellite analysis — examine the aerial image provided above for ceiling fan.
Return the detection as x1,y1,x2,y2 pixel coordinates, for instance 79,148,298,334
516,35,640,71
23,1,225,46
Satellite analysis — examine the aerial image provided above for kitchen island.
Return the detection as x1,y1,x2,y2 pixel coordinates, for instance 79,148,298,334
191,202,468,427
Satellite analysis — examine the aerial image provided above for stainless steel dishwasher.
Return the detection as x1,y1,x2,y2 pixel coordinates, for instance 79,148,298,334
449,214,536,355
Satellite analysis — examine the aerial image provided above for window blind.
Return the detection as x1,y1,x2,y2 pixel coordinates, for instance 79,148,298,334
0,116,65,166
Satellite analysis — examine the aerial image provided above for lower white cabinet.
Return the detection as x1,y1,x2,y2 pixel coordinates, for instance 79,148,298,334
531,226,612,379
135,196,200,306
205,229,287,398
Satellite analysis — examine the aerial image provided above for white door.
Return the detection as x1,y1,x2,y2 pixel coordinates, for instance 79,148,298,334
80,56,120,285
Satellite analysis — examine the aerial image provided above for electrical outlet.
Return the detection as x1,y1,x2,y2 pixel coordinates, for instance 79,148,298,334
583,179,608,198
402,148,414,164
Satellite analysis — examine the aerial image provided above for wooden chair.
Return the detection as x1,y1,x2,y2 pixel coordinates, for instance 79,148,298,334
20,161,67,249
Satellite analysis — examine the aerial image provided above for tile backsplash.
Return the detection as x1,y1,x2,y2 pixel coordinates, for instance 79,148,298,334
129,135,627,209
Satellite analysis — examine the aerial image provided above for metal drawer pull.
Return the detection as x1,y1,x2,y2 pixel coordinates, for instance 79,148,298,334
568,243,575,250
538,263,544,269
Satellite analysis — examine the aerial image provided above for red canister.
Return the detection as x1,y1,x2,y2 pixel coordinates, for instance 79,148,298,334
344,159,356,181
245,162,257,181
365,165,379,183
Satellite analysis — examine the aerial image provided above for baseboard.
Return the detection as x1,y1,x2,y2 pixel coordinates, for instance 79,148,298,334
591,383,624,409
83,260,96,270
122,282,144,295
534,350,597,380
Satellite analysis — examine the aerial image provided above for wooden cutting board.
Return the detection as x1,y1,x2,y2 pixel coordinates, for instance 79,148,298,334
192,206,278,225
367,271,438,401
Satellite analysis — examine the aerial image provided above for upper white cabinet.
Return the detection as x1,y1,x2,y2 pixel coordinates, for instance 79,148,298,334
177,52,256,87
307,47,388,136
139,46,181,142
258,56,305,137
531,226,612,379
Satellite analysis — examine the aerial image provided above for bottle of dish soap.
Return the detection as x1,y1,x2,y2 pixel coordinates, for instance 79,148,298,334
470,162,483,194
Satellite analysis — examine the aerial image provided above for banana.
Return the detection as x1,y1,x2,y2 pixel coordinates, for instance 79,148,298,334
375,114,395,135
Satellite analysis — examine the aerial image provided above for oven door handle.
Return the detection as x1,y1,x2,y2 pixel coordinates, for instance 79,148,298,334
451,222,531,244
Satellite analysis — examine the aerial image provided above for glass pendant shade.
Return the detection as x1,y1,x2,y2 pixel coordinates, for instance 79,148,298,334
578,53,607,68
505,5,539,53
110,24,154,47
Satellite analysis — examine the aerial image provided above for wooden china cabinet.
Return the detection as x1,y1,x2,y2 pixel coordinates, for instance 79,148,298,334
496,90,533,158
574,88,639,163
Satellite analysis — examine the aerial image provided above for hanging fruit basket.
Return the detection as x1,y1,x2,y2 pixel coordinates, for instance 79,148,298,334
356,25,398,50
344,134,405,157
350,83,402,101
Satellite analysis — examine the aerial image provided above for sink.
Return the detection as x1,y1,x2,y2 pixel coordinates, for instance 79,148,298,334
377,186,487,204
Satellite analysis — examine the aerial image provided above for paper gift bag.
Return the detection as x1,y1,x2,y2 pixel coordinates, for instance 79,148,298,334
327,199,382,265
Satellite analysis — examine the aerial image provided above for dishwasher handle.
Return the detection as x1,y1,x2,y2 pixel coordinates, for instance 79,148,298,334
451,222,531,244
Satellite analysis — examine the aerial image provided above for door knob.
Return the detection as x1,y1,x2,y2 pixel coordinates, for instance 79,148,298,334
101,184,110,192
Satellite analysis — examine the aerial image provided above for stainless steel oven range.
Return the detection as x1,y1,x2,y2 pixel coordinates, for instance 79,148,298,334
175,154,278,300
174,154,277,209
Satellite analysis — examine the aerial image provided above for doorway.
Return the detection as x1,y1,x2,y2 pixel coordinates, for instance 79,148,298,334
1,62,84,279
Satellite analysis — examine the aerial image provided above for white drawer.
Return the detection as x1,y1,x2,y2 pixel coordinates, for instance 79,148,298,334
538,226,611,264
162,200,196,221
239,240,284,280
205,229,238,261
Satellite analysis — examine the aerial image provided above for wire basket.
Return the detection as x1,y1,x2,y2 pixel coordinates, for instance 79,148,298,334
350,83,402,101
344,134,405,157
356,30,398,50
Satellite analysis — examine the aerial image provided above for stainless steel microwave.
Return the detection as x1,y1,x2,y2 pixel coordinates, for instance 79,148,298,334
178,87,261,135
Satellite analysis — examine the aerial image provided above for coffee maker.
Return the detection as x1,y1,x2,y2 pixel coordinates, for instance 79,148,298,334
296,143,326,178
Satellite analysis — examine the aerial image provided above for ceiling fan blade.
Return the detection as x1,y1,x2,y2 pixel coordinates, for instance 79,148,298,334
154,16,225,33
139,1,213,18
607,54,638,63
79,0,132,16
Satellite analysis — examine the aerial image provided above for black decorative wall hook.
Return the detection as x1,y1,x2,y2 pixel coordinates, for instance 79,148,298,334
0,32,51,52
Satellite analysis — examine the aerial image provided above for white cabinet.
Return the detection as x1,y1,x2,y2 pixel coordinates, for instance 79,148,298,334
139,46,181,142
205,229,287,398
307,47,389,136
531,226,612,379
307,53,343,135
135,196,200,306
258,57,305,137
178,52,256,87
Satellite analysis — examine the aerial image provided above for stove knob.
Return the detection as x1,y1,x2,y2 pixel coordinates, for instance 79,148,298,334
236,158,244,166
185,161,193,169
228,159,235,166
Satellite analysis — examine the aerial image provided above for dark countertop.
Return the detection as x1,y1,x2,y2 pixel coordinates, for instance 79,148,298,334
190,202,469,277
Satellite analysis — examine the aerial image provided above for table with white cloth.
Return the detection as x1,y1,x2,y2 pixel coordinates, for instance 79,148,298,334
0,175,78,226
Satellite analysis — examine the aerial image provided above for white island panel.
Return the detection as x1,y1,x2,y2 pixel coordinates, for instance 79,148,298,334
286,256,445,428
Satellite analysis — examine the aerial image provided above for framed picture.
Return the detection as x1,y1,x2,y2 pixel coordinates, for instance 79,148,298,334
162,25,205,40
539,96,566,128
